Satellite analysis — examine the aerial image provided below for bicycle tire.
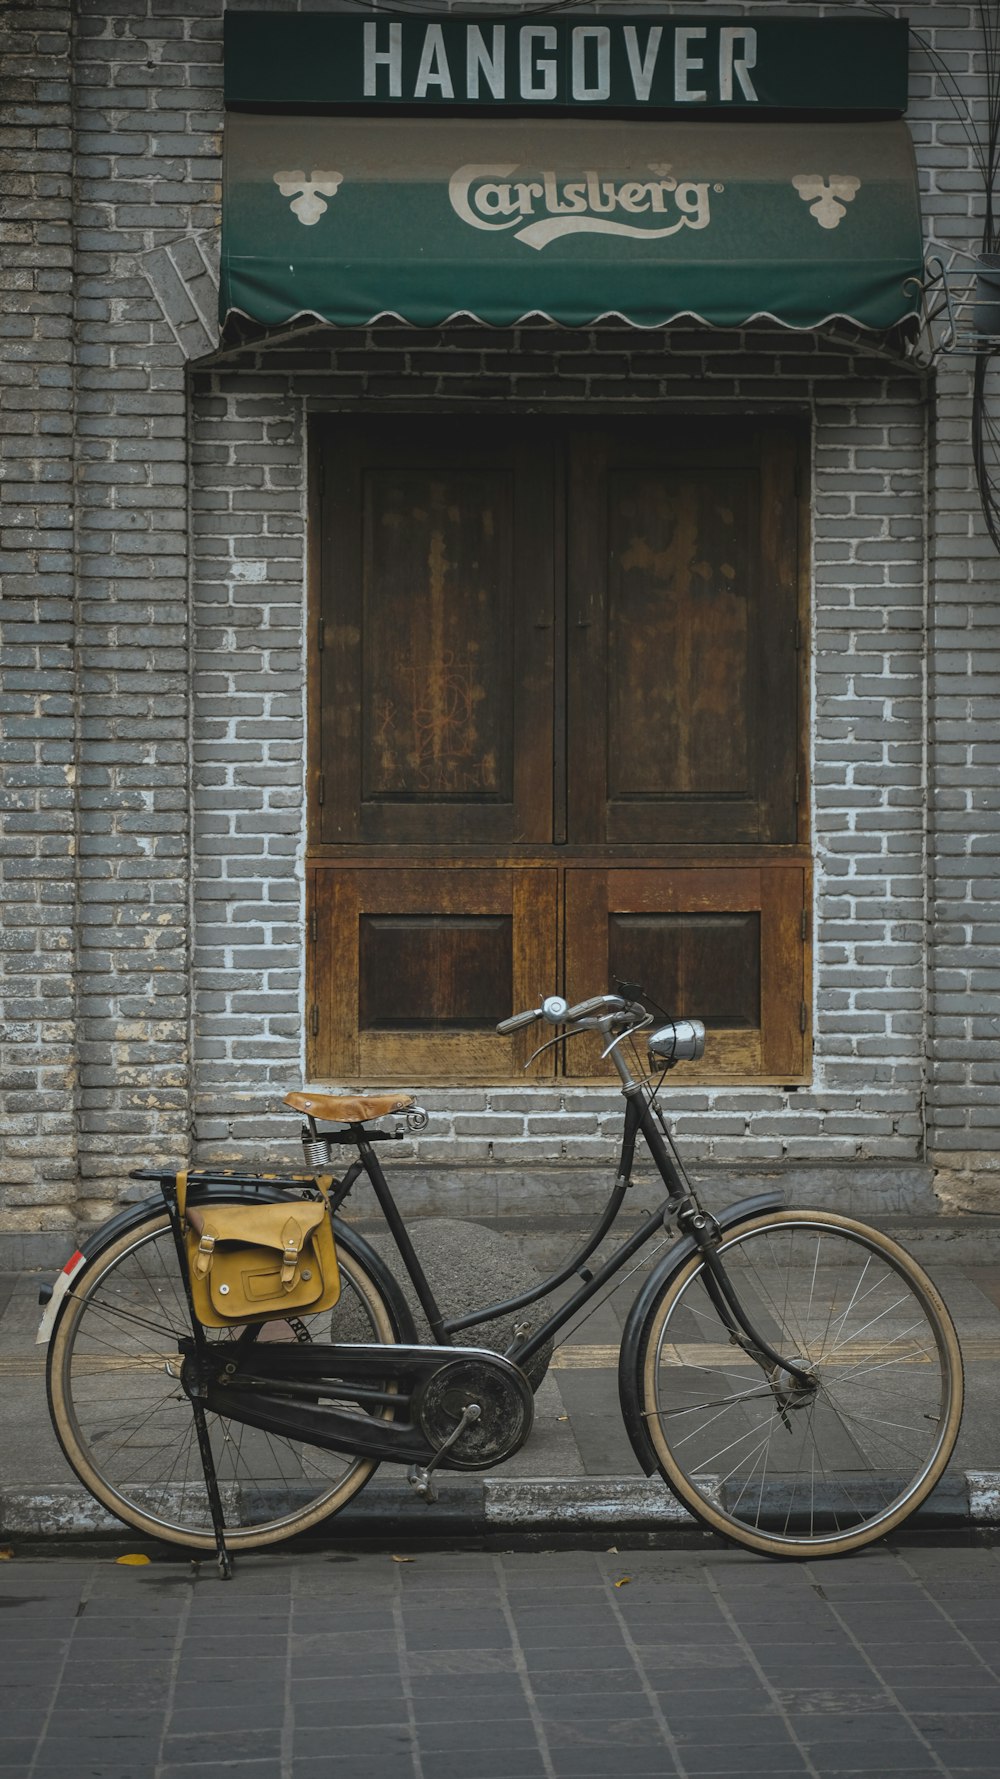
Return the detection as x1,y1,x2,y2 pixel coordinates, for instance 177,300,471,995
636,1209,964,1558
47,1207,405,1552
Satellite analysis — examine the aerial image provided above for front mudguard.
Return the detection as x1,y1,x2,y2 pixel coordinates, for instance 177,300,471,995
36,1185,417,1348
618,1190,785,1476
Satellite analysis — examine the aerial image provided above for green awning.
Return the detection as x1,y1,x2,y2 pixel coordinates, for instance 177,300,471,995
220,116,923,333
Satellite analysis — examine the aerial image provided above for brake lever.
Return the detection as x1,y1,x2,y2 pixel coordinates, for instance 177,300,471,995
524,1028,587,1067
600,1013,653,1059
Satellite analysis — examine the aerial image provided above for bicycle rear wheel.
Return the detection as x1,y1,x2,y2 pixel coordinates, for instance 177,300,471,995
637,1209,963,1557
47,1208,405,1551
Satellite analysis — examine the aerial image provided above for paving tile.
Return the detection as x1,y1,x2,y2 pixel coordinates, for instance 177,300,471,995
406,1649,517,1675
410,1695,531,1723
294,1724,414,1760
529,1669,645,1695
520,1644,631,1670
291,1761,415,1779
416,1723,544,1756
161,1766,283,1779
534,1695,658,1723
164,1731,284,1764
666,1716,789,1747
173,1681,287,1711
408,1758,547,1779
293,1697,411,1727
548,1754,675,1778
543,1721,666,1750
678,1749,810,1775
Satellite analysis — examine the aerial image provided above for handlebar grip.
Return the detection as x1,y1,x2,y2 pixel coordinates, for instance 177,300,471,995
563,993,627,1021
496,1007,541,1034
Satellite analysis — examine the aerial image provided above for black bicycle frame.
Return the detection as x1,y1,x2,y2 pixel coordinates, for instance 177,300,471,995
305,1089,810,1383
148,1077,809,1477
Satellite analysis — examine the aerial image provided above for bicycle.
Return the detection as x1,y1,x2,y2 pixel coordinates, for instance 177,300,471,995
38,992,964,1574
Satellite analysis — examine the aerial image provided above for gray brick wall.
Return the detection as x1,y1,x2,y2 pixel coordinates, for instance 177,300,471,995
2,0,999,1246
910,5,1000,1209
0,0,78,1254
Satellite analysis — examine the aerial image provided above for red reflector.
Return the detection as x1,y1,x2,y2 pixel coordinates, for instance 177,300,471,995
61,1250,84,1275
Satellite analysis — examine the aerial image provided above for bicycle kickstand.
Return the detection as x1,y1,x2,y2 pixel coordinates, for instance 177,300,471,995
189,1396,234,1581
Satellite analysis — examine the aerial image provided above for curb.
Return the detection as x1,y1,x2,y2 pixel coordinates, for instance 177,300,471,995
0,1474,993,1545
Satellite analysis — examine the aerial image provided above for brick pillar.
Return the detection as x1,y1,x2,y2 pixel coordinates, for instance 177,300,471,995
0,1,78,1261
69,2,223,1225
927,359,1000,1211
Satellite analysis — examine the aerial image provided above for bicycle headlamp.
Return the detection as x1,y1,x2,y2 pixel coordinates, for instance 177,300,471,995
647,1019,706,1065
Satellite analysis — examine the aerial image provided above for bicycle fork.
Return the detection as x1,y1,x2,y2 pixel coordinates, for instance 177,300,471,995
680,1213,817,1426
621,1064,816,1406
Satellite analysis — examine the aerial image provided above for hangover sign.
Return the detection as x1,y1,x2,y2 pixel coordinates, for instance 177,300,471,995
225,14,909,117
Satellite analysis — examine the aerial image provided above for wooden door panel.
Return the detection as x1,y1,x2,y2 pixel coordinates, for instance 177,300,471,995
564,865,808,1081
609,911,761,1030
317,418,554,847
361,469,514,807
359,914,512,1031
607,467,754,806
309,867,558,1082
568,421,801,846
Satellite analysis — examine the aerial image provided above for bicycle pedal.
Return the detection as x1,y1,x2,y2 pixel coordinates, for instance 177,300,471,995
406,1465,437,1504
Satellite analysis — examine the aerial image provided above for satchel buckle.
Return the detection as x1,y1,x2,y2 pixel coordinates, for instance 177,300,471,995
193,1233,216,1280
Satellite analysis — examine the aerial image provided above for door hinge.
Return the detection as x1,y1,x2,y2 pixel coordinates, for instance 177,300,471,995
801,909,809,942
317,773,325,806
309,908,318,944
317,616,325,653
310,1005,320,1037
800,1001,808,1034
793,771,800,806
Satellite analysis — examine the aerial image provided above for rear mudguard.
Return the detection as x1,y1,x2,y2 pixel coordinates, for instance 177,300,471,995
36,1186,417,1348
618,1190,785,1476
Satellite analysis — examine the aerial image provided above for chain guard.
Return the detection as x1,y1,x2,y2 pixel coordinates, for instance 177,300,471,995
414,1355,534,1469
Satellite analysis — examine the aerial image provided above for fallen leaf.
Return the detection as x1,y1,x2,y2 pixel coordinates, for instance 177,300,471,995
614,1576,631,1588
390,1554,415,1563
606,1546,618,1554
115,1553,151,1566
0,1547,12,1561
556,1415,569,1422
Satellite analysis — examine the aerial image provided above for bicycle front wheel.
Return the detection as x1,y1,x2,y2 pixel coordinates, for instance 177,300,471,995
637,1210,963,1558
47,1209,405,1552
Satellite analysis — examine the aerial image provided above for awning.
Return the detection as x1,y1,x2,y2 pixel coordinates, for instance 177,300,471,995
220,116,923,333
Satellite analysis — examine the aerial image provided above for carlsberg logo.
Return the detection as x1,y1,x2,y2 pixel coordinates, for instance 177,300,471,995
449,162,714,250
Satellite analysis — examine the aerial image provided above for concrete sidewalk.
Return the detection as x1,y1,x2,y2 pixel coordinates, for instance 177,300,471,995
3,1212,1000,1546
5,1543,1000,1779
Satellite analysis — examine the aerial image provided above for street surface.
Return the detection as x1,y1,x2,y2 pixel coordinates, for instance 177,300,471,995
1,1538,999,1777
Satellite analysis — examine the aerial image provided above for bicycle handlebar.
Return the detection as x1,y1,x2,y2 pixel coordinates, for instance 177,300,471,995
496,993,634,1035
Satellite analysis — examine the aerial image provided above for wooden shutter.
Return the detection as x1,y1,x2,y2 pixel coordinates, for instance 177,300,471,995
316,417,555,848
564,865,810,1081
310,866,558,1082
567,421,800,846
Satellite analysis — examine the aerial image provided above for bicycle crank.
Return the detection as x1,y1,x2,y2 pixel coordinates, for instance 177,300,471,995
413,1355,534,1471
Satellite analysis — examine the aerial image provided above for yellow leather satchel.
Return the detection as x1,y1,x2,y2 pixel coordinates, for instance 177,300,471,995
176,1173,341,1328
